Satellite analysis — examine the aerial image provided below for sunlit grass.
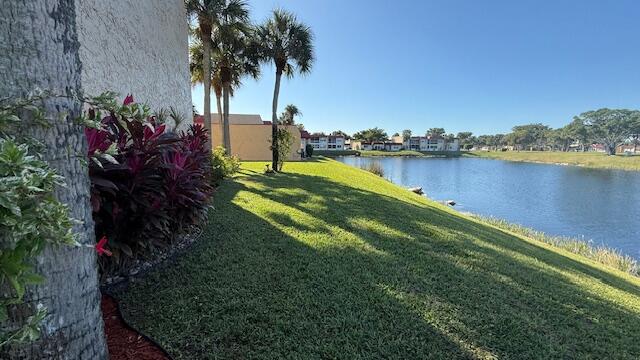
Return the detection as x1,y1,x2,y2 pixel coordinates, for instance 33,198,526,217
118,158,640,359
467,150,640,171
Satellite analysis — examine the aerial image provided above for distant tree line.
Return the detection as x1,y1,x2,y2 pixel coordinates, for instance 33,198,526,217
465,109,640,155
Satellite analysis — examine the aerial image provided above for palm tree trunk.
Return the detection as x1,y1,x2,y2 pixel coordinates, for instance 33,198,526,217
271,70,282,171
216,92,223,147
222,82,232,155
0,0,107,358
201,29,213,152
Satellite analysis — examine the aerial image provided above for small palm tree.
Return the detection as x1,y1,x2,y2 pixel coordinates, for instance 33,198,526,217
256,9,314,171
279,104,302,125
212,0,260,154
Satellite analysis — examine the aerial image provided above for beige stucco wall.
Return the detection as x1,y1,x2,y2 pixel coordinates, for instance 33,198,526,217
213,125,302,161
76,0,192,131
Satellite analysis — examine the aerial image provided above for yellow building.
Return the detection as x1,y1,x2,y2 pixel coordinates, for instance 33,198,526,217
196,114,302,161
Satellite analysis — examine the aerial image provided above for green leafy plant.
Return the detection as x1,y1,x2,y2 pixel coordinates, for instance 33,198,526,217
272,127,293,171
211,146,240,184
0,96,76,345
305,143,313,157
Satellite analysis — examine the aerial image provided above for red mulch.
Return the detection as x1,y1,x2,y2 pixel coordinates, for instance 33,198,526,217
102,294,169,360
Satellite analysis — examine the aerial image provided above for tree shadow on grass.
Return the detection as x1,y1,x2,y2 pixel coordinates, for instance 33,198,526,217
120,167,640,359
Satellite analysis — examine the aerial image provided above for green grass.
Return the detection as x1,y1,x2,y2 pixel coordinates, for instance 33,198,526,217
118,158,640,359
467,151,640,171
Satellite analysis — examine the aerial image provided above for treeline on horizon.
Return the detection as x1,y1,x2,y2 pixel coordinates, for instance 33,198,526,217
306,108,640,155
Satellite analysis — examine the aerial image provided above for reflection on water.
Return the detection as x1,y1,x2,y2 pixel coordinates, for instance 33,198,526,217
337,156,640,259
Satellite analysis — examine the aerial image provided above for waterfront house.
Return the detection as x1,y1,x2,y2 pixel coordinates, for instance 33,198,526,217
404,136,460,151
301,133,346,151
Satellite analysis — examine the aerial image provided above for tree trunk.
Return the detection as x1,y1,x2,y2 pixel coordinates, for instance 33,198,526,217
0,1,107,358
271,70,282,171
606,143,616,156
216,92,223,147
201,27,213,152
222,82,232,155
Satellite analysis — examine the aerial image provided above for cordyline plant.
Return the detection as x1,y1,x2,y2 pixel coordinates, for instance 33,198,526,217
85,94,213,275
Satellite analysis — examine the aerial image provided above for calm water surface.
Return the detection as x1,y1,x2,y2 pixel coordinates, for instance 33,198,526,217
337,156,640,259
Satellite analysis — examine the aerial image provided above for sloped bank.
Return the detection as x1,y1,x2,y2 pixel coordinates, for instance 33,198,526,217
118,158,640,359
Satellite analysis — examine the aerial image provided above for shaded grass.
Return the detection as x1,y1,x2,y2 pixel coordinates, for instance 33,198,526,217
118,158,640,359
467,151,640,171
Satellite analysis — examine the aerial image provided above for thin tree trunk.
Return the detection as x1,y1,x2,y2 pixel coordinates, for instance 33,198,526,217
271,70,282,171
201,30,213,152
0,0,107,358
222,82,231,155
216,92,223,147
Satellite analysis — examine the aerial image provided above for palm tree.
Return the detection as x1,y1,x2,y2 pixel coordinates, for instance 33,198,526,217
189,38,242,143
211,0,259,154
279,104,302,125
185,0,218,151
1,1,107,358
256,9,314,171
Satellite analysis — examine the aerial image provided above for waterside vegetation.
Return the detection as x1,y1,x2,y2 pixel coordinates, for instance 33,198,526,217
467,151,640,171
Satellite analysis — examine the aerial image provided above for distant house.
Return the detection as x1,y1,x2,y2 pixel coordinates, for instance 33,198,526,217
405,136,460,151
301,133,346,151
384,142,403,151
195,114,301,161
351,140,402,151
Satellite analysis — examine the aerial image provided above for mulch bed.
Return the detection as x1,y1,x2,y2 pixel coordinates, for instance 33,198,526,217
102,294,169,360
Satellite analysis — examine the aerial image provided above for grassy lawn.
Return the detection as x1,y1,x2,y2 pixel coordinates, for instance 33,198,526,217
118,158,640,359
467,150,640,171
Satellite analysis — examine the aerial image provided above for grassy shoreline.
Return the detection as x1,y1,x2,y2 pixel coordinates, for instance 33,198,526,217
466,150,640,171
119,159,640,359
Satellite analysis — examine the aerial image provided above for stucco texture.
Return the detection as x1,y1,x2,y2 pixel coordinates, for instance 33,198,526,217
212,125,303,161
76,0,192,130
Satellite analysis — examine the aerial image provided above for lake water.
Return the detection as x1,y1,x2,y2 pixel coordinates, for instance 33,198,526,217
337,156,640,259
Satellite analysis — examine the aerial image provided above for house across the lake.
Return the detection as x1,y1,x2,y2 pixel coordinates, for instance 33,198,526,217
405,136,460,152
195,114,301,161
301,133,346,151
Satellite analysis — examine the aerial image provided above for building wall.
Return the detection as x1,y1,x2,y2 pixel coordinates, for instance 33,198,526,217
76,0,192,131
212,125,302,161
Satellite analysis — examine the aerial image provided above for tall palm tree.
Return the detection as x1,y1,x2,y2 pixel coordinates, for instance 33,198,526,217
1,1,107,358
256,9,314,171
212,0,259,154
185,0,218,151
279,104,302,125
189,38,241,142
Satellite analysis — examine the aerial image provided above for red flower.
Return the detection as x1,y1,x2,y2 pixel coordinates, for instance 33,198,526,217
123,94,134,106
96,236,112,257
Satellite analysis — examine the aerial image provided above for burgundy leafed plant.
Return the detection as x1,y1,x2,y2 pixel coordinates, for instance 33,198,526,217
86,94,212,276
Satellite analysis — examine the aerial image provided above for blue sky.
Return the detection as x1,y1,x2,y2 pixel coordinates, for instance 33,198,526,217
192,0,640,136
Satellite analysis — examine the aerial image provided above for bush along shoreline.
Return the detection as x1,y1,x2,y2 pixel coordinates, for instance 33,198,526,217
472,215,639,276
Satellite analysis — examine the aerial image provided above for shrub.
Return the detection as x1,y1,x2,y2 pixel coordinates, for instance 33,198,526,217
273,127,293,171
361,162,385,177
305,143,313,157
211,146,240,184
0,94,76,344
86,94,213,275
